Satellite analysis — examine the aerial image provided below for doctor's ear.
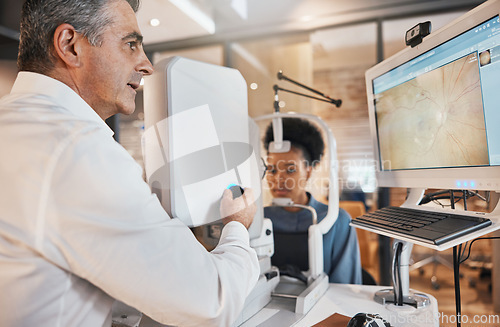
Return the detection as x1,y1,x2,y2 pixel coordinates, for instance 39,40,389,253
53,23,85,68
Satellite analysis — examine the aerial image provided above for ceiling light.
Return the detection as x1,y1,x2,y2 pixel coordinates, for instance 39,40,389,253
300,15,313,23
250,83,258,90
149,18,161,27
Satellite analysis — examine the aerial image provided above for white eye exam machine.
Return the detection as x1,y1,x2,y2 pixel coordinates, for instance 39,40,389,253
142,56,279,326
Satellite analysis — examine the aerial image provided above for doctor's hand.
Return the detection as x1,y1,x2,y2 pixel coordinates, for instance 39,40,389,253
220,187,256,229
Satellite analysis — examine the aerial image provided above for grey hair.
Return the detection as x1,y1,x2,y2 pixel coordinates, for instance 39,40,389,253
18,0,140,74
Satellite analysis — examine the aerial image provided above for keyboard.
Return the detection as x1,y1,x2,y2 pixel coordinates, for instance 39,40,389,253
351,206,492,245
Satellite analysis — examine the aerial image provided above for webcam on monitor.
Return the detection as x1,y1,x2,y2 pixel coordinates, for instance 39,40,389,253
405,21,431,47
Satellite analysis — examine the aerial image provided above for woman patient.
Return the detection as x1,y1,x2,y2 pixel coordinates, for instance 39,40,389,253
263,118,362,284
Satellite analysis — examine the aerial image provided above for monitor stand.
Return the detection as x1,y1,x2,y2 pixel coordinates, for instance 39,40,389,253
373,188,430,308
374,239,431,308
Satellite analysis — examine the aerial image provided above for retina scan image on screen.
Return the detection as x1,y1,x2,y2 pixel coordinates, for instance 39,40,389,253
375,52,489,170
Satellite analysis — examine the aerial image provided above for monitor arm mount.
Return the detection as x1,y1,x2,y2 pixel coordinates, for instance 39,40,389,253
374,189,431,309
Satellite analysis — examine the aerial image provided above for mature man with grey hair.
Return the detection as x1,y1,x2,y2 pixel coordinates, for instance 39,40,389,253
0,0,259,326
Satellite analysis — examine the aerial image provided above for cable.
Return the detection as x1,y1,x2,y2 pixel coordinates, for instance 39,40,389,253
450,190,460,327
460,241,469,262
391,244,398,300
459,237,500,264
431,197,461,208
453,246,462,327
420,189,487,207
419,190,454,204
391,242,404,306
397,244,403,306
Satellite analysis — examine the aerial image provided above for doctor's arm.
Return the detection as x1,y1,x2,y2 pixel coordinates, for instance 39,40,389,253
46,131,260,327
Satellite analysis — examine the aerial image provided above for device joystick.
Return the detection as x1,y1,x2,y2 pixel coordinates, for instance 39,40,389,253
228,184,244,199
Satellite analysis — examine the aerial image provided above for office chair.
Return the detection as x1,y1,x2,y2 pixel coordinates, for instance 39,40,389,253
410,247,454,289
362,268,378,286
339,200,378,274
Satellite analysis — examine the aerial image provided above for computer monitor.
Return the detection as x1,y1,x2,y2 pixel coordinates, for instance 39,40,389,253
366,0,500,192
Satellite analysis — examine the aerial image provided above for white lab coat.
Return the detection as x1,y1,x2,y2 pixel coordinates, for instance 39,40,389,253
0,72,259,327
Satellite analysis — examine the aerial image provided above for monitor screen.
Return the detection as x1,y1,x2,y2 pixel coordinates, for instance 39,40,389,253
366,0,500,191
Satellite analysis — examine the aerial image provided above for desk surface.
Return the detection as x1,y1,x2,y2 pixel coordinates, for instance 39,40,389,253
241,283,439,327
132,283,439,327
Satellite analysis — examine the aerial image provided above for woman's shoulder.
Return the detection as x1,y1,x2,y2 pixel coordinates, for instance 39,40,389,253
338,207,351,219
336,207,353,225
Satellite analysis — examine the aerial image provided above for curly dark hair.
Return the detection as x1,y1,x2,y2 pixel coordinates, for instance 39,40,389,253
263,118,325,167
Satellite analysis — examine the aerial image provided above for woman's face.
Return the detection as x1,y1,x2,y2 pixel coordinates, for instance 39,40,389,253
265,146,312,205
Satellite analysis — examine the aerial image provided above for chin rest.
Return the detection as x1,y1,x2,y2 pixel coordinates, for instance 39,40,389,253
278,264,308,284
272,231,309,280
272,231,309,271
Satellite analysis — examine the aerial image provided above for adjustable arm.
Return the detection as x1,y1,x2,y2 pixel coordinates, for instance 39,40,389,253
273,85,342,107
275,71,342,108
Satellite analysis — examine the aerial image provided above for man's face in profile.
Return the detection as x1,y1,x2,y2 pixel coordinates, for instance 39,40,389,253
76,0,153,119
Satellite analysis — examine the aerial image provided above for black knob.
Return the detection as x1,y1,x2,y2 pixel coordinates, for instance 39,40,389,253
229,185,244,199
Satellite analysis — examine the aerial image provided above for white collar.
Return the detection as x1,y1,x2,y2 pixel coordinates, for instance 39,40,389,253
10,71,114,136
